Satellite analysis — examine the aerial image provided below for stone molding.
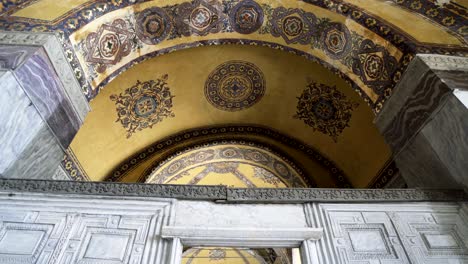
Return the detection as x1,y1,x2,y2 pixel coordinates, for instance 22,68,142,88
161,226,323,247
0,179,465,202
0,31,90,122
417,54,468,71
226,188,467,202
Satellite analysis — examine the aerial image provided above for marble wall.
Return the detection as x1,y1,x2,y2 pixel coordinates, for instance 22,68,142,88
0,185,466,263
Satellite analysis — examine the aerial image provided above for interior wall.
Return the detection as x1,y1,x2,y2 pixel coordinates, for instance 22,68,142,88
0,190,466,263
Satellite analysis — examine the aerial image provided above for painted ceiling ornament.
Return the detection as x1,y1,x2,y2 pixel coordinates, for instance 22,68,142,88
352,39,398,94
110,75,175,138
176,0,224,36
320,22,352,59
135,7,172,45
205,60,266,111
229,0,264,34
270,7,317,44
294,81,359,142
85,19,134,73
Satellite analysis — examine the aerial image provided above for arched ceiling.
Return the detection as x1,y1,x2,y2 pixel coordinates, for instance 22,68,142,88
1,0,464,188
0,0,467,113
66,44,392,188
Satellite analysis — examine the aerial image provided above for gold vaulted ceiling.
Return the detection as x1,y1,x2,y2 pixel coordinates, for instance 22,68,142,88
1,0,466,187
68,44,391,187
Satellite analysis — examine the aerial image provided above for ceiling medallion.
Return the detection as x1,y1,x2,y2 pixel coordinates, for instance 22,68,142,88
205,60,266,111
176,0,224,36
294,81,359,142
135,7,172,45
110,75,175,138
270,7,317,44
320,22,352,59
229,0,264,34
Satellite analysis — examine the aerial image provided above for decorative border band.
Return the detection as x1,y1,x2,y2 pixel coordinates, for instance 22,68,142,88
0,179,466,202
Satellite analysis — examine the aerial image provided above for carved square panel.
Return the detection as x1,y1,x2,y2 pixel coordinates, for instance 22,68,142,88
0,222,53,263
342,224,397,261
60,214,155,264
318,206,410,263
77,228,136,264
422,233,460,249
389,211,468,263
348,228,389,253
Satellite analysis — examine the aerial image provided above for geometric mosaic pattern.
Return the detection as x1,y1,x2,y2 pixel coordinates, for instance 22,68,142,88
352,39,398,95
135,7,172,45
229,0,264,34
270,7,317,44
176,0,225,36
110,75,175,138
320,22,352,59
85,19,135,74
294,81,359,142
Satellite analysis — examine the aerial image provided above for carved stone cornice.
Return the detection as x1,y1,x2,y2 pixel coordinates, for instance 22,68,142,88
417,54,468,71
0,179,226,200
226,188,467,202
0,179,465,202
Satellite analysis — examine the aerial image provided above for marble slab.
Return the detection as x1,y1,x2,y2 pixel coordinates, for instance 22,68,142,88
15,49,81,148
0,45,37,70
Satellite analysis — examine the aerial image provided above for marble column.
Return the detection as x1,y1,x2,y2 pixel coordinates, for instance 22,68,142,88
0,33,90,180
376,54,468,190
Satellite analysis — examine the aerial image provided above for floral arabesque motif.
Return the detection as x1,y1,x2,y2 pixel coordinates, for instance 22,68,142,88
294,81,359,142
110,74,175,138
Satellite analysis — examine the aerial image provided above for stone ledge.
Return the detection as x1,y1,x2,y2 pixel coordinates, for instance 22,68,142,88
0,179,466,202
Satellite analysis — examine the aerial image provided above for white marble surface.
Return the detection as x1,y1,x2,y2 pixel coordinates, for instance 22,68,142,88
0,191,467,264
175,200,308,228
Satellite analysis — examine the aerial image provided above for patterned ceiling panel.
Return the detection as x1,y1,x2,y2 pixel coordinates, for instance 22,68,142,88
1,0,466,113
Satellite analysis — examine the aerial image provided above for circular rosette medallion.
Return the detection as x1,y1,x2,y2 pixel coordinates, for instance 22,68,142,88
320,22,351,59
229,0,264,34
136,7,172,45
205,61,266,111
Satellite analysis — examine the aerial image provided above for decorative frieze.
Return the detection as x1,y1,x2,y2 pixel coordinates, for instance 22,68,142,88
0,179,465,202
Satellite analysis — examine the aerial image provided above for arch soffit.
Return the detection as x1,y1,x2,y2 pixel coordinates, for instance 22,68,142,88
1,0,466,112
67,0,416,113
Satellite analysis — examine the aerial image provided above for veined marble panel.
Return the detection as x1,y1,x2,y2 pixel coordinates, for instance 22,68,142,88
0,70,44,174
4,124,65,180
0,46,37,70
15,49,81,148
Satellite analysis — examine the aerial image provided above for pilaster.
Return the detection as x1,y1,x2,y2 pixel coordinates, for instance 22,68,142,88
376,54,468,190
0,32,90,180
